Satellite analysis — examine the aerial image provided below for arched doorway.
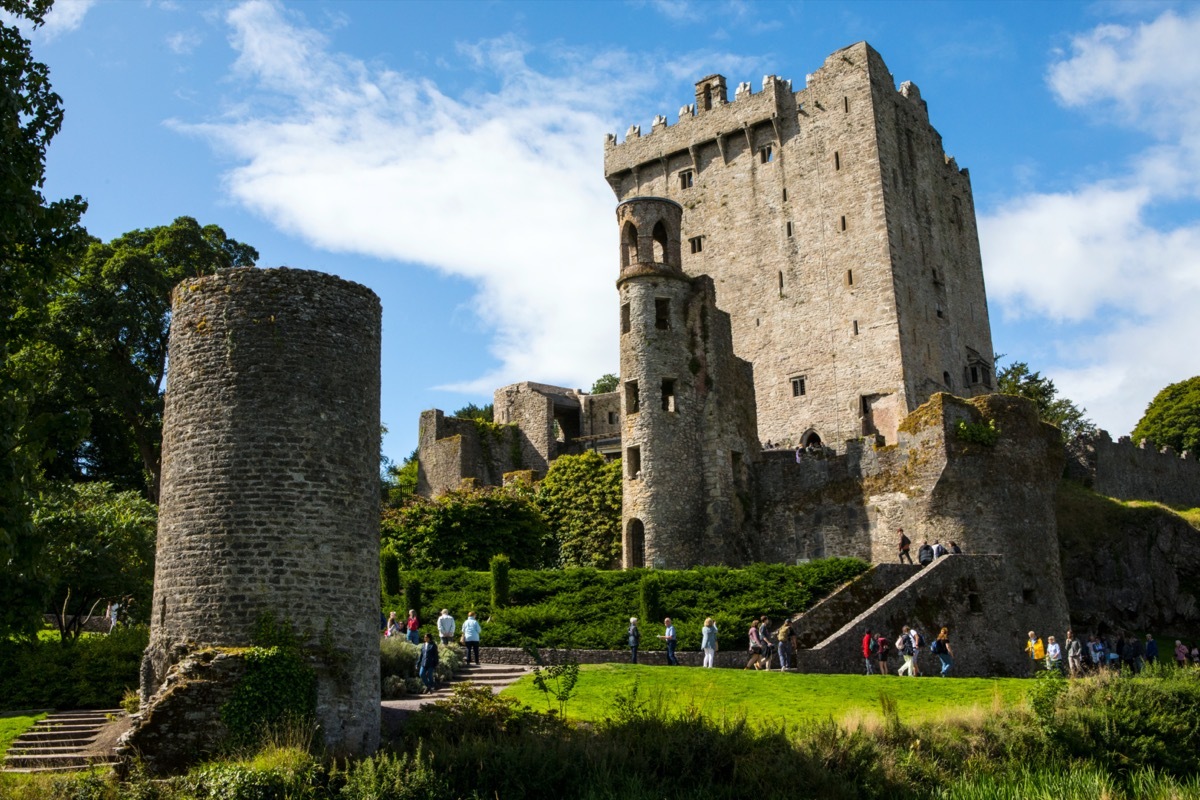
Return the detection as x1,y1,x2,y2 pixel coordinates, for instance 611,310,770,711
626,518,645,568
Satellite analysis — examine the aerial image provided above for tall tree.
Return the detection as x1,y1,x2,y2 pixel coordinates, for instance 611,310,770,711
590,374,619,394
996,360,1096,441
452,402,494,422
535,451,622,568
44,217,258,499
1131,376,1200,455
0,0,90,638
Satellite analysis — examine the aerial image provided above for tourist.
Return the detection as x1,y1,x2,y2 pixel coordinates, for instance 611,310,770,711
628,617,641,664
461,611,482,665
897,529,912,564
931,540,946,559
1046,635,1063,673
949,541,962,555
876,632,891,675
909,627,925,676
1025,631,1045,673
1175,640,1189,666
745,619,762,669
436,608,456,646
417,633,439,694
776,617,793,672
405,609,420,645
1088,634,1105,669
917,541,934,567
1066,630,1083,677
659,617,678,665
701,618,718,668
386,611,401,638
932,627,954,676
862,628,876,675
107,601,119,632
896,626,916,677
1145,633,1158,665
1192,645,1199,665
758,617,776,670
794,447,802,463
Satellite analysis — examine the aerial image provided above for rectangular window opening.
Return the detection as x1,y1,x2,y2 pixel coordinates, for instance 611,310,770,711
791,376,807,397
853,320,859,335
843,96,849,113
846,269,854,286
625,380,640,414
786,221,793,238
759,145,774,164
620,302,631,334
655,298,671,330
782,187,788,201
970,366,979,384
778,271,784,296
936,306,944,319
968,593,983,614
840,215,847,231
689,236,703,254
679,170,694,189
627,446,641,479
834,151,841,170
661,378,676,412
607,411,618,425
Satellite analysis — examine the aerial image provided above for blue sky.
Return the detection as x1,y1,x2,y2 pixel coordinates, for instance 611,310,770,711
20,0,1200,464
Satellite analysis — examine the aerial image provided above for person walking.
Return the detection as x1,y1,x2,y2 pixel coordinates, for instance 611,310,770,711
862,629,876,675
1145,633,1159,665
932,627,954,676
909,627,925,676
897,529,913,564
917,541,934,567
1025,631,1045,674
1066,630,1084,677
417,633,440,694
746,619,764,670
436,608,456,646
1046,635,1064,674
897,626,916,677
461,611,482,665
386,611,401,638
659,617,678,665
876,632,891,675
701,617,718,668
1176,640,1190,666
405,609,420,645
775,618,793,672
759,617,776,670
628,617,641,664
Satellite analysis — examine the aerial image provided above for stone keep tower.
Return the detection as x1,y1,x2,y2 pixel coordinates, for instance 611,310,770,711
604,42,994,449
617,198,758,568
143,267,381,756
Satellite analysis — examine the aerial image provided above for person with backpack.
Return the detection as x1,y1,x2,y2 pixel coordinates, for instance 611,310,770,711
931,627,954,676
896,626,916,676
897,529,913,564
775,619,793,672
917,542,934,567
862,628,875,675
876,633,891,675
910,627,925,676
746,618,765,670
627,617,641,664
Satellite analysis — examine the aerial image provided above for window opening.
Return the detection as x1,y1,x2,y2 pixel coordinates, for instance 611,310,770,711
782,187,788,201
703,85,713,111
778,271,784,295
943,371,951,388
652,221,668,263
621,221,638,267
607,411,618,425
679,170,694,189
970,366,979,384
626,519,645,567
968,593,983,613
791,376,807,397
852,320,859,335
846,269,853,286
627,448,642,480
621,302,631,334
689,236,703,254
936,306,944,319
840,215,847,231
843,96,849,113
655,298,671,330
786,221,793,238
661,378,676,412
834,151,841,170
759,145,774,164
625,380,640,414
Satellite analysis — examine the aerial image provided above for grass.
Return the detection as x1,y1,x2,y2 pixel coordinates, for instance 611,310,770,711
0,712,45,758
501,663,1030,728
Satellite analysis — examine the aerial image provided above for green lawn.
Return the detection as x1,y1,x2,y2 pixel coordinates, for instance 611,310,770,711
0,712,45,757
501,664,1031,728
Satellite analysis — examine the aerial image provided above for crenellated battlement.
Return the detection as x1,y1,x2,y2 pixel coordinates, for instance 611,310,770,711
1067,429,1200,508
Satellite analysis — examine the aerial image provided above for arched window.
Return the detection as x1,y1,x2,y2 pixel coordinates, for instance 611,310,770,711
621,221,638,267
802,430,822,447
626,519,646,568
652,220,668,263
943,371,952,389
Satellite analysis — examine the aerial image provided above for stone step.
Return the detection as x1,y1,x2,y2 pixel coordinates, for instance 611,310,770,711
3,753,114,769
14,731,98,743
8,744,100,756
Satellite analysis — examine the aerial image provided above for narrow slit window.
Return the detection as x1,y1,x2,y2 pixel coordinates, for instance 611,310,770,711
843,96,849,113
943,371,951,388
778,271,784,295
853,320,859,335
782,187,788,201
679,169,694,189
689,236,703,254
661,378,676,412
621,302,631,334
834,151,841,170
625,380,640,414
936,306,944,319
840,215,847,231
970,366,979,384
655,298,671,330
627,446,642,479
791,376,807,397
786,221,793,238
846,269,854,286
759,145,774,164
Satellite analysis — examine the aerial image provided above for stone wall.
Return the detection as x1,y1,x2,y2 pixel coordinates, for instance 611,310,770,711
417,409,524,497
787,563,920,647
1067,430,1200,509
141,267,381,758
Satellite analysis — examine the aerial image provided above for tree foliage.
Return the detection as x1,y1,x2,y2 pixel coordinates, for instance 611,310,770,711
0,0,91,639
31,481,157,641
452,403,494,423
535,451,622,568
590,374,619,394
381,485,552,571
996,360,1096,441
1131,376,1200,455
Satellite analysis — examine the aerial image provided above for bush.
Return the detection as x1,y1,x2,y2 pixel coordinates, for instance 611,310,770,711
490,554,510,608
220,648,317,749
337,747,452,800
402,579,422,628
380,637,464,694
0,625,148,710
381,552,400,597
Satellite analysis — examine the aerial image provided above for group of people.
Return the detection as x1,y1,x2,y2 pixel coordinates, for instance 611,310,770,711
624,616,723,668
1025,629,1200,676
896,528,961,566
382,608,484,693
861,625,956,677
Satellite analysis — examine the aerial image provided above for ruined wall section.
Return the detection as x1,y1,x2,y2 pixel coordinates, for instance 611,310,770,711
145,267,380,756
416,410,524,498
1067,430,1200,509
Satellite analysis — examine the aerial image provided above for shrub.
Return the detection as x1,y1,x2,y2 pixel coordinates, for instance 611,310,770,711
381,552,400,597
402,579,422,628
0,625,148,710
490,554,510,608
220,648,317,750
337,747,452,800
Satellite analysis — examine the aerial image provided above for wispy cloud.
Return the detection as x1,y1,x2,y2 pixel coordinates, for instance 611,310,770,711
980,7,1200,435
21,0,95,40
166,29,203,55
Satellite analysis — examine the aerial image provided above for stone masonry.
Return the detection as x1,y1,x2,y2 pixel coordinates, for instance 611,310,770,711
130,267,382,763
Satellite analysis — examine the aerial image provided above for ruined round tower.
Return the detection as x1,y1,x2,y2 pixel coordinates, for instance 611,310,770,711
617,197,707,568
139,267,381,760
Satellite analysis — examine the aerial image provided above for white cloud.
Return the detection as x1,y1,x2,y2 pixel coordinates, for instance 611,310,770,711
176,0,675,394
980,7,1200,436
37,0,95,39
166,29,202,55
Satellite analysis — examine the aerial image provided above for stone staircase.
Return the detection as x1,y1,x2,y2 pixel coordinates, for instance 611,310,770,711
2,709,126,774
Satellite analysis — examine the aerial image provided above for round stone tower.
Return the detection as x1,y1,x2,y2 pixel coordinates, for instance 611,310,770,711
617,197,706,568
144,267,381,756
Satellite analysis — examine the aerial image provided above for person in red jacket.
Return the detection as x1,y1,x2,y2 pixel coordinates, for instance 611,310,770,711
862,629,876,674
